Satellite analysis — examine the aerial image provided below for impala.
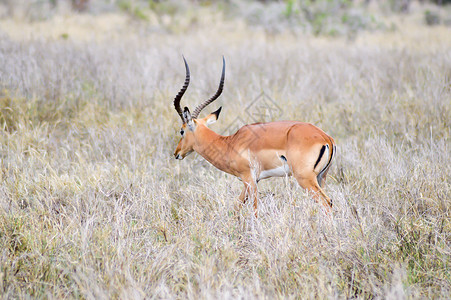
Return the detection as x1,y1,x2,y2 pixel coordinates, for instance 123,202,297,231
173,57,336,216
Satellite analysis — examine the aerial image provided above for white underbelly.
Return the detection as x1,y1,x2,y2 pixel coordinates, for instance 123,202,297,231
258,164,291,181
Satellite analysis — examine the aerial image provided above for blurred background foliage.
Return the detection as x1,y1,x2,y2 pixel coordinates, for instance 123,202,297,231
0,0,450,36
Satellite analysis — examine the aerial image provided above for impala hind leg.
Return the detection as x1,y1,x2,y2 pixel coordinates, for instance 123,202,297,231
295,175,332,211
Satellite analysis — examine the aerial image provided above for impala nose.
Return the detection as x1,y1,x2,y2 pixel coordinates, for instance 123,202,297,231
175,154,181,160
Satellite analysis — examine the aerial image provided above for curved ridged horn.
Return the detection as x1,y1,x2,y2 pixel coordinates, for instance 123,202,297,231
192,57,225,119
174,56,190,122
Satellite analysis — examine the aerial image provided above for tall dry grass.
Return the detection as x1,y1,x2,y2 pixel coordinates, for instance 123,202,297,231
0,2,450,298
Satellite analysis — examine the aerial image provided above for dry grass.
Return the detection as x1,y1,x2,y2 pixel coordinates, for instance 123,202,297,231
0,1,450,299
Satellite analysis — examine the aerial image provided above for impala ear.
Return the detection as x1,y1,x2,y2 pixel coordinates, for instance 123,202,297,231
183,107,195,131
205,106,222,126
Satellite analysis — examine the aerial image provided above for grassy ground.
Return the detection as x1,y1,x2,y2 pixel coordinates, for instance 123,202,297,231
0,1,450,298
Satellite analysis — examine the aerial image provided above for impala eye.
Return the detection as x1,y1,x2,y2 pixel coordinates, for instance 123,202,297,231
180,129,184,136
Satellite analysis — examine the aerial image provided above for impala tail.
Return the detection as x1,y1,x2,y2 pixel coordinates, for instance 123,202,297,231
315,142,336,188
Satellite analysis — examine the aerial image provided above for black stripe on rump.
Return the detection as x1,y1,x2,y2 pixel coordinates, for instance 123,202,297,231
314,145,326,169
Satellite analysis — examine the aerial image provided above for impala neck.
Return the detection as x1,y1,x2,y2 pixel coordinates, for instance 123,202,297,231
193,125,233,174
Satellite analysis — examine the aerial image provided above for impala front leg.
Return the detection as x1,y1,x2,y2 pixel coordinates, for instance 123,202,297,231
235,177,258,217
235,184,249,212
250,181,258,218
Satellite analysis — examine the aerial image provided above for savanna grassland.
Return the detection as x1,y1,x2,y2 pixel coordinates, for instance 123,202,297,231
0,0,450,298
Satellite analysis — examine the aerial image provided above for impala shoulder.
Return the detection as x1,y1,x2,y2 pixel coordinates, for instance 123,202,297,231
233,123,262,135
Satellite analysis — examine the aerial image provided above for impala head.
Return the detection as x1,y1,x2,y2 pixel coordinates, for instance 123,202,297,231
173,57,225,160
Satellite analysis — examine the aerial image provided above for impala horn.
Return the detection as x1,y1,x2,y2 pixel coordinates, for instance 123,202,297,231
174,56,190,123
191,56,225,119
